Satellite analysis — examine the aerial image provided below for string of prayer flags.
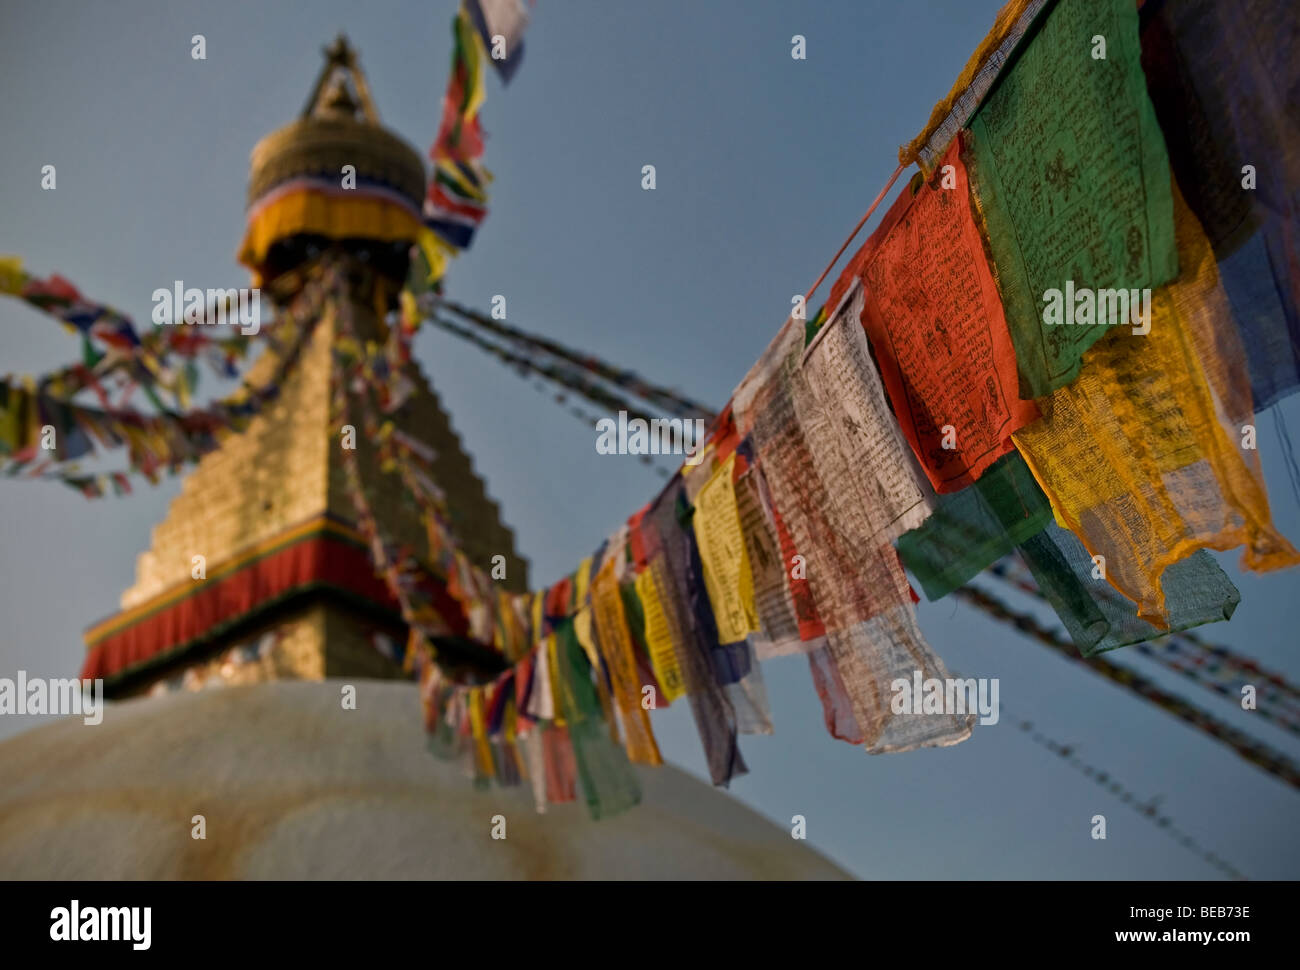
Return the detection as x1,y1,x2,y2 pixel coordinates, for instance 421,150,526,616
1138,0,1300,411
1012,188,1300,625
2,270,337,492
431,295,718,421
849,143,1039,492
960,580,1300,792
375,0,1300,799
432,10,487,173
426,312,666,424
1,258,333,480
424,6,499,254
2,258,141,353
23,0,1290,804
2,257,206,410
963,0,1179,398
896,451,1053,601
1018,523,1240,657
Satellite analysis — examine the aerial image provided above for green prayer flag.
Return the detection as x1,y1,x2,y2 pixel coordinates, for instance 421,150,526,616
897,451,1053,600
1018,523,1240,655
553,617,640,819
965,0,1178,398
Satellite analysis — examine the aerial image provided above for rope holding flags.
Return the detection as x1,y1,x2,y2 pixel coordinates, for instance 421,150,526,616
1,263,340,493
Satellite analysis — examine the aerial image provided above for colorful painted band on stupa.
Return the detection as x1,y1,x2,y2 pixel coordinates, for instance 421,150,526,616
81,513,468,686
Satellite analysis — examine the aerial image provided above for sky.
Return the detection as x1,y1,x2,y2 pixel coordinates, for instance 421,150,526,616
2,0,1298,880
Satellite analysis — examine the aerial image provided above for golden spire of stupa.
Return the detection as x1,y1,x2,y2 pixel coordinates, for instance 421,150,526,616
82,39,527,697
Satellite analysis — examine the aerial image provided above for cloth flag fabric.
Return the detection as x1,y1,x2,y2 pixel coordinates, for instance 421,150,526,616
850,143,1039,492
1012,187,1300,625
631,566,687,702
590,559,663,764
691,452,761,645
901,0,1048,177
1018,523,1240,656
465,0,529,83
551,616,642,819
964,0,1179,398
1139,0,1300,411
3,258,141,354
747,323,911,635
732,290,972,752
724,644,775,736
643,480,748,786
732,456,803,659
896,451,1053,601
424,10,494,253
801,280,936,533
809,606,974,753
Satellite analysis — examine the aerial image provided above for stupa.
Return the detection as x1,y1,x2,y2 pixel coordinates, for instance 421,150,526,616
0,37,849,880
80,36,529,699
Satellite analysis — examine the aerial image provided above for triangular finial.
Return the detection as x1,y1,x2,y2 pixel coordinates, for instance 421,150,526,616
301,33,380,124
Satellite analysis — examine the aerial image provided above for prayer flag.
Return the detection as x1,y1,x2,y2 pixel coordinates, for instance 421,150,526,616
852,144,1038,492
465,0,529,83
965,0,1179,398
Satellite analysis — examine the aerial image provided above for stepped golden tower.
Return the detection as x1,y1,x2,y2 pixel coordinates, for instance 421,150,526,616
81,37,528,698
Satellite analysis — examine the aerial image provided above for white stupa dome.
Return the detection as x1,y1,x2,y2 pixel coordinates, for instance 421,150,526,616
0,679,848,879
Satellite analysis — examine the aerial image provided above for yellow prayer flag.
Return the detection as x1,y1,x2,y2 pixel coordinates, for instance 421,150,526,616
0,256,24,295
468,687,494,778
633,567,687,703
591,560,663,765
573,606,600,671
545,633,565,727
574,555,594,606
691,453,761,644
1013,186,1300,624
531,590,544,641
